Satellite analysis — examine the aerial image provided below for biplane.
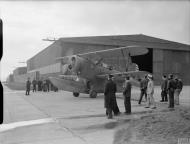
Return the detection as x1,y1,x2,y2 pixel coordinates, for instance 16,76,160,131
49,46,150,98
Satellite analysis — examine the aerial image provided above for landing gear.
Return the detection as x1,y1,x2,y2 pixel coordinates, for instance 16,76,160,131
89,90,97,98
73,92,79,97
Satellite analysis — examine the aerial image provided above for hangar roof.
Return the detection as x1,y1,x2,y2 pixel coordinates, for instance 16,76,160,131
59,34,190,51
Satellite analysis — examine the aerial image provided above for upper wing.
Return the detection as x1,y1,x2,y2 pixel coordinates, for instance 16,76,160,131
77,45,148,57
56,45,148,61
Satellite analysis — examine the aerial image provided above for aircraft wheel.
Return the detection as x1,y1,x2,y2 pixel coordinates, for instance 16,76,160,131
73,92,79,97
89,90,97,98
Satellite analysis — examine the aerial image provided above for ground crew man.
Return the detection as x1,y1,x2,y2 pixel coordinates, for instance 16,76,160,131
38,79,42,91
104,74,117,119
138,75,148,104
160,75,168,102
25,77,31,95
174,78,183,105
32,78,37,92
167,74,176,108
145,74,156,109
43,79,47,92
123,76,132,114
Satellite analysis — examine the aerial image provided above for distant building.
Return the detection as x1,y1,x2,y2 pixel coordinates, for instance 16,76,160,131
27,34,190,85
13,67,27,76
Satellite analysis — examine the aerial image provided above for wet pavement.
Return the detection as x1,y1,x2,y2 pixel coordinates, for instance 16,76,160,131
1,85,190,144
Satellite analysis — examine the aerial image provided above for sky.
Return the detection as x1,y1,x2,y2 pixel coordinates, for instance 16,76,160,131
0,0,190,81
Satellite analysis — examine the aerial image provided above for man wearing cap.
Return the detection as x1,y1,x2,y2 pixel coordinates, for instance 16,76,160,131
145,74,156,109
25,77,31,95
123,76,132,114
167,74,176,108
174,78,183,105
111,76,121,116
160,75,168,102
104,74,117,119
138,75,148,104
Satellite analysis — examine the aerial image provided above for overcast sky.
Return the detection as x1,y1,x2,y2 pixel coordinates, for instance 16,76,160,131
0,1,190,81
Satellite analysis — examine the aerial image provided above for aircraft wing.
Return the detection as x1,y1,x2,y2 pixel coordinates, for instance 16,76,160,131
49,76,87,93
56,45,148,61
77,45,148,58
96,71,150,87
97,71,149,78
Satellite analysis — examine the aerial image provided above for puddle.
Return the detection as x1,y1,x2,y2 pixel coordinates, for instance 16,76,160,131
0,118,55,132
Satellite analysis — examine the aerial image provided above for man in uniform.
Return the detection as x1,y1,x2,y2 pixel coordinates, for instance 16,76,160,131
111,76,121,116
25,77,31,95
174,78,183,105
138,75,148,104
123,76,132,114
32,78,37,92
160,75,168,102
145,74,156,109
104,74,117,119
167,74,176,108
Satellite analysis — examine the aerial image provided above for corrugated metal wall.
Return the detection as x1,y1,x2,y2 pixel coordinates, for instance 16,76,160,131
153,49,190,85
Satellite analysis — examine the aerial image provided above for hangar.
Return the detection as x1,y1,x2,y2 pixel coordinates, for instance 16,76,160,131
27,34,190,85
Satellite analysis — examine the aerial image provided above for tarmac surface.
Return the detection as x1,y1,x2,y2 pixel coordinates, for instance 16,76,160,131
1,85,190,144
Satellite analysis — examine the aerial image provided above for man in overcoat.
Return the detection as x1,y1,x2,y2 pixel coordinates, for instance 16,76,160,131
123,76,132,114
167,74,176,108
26,77,31,95
104,75,117,119
161,75,168,102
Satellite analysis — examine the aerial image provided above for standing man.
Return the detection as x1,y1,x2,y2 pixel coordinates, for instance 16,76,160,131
104,74,117,119
123,76,132,114
160,75,168,102
25,77,31,96
46,79,50,92
111,76,121,116
167,74,176,108
145,74,156,109
32,78,37,92
138,75,148,104
174,78,183,105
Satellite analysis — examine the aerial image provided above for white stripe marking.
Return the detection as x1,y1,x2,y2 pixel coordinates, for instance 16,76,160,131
0,118,55,132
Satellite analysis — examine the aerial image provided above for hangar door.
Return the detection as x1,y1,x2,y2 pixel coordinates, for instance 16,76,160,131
131,48,153,73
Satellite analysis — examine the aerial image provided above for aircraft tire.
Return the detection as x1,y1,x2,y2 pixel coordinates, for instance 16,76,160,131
89,90,97,98
73,92,79,97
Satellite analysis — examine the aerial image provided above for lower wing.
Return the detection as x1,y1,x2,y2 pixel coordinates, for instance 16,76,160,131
97,70,150,78
97,70,150,87
49,76,87,93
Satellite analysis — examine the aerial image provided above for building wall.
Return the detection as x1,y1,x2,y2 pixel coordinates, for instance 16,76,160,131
27,40,63,71
153,49,190,85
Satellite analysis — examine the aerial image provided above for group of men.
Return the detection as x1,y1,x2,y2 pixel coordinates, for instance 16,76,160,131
138,73,183,109
161,74,183,108
104,73,183,119
25,77,58,96
104,74,133,119
139,74,156,109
